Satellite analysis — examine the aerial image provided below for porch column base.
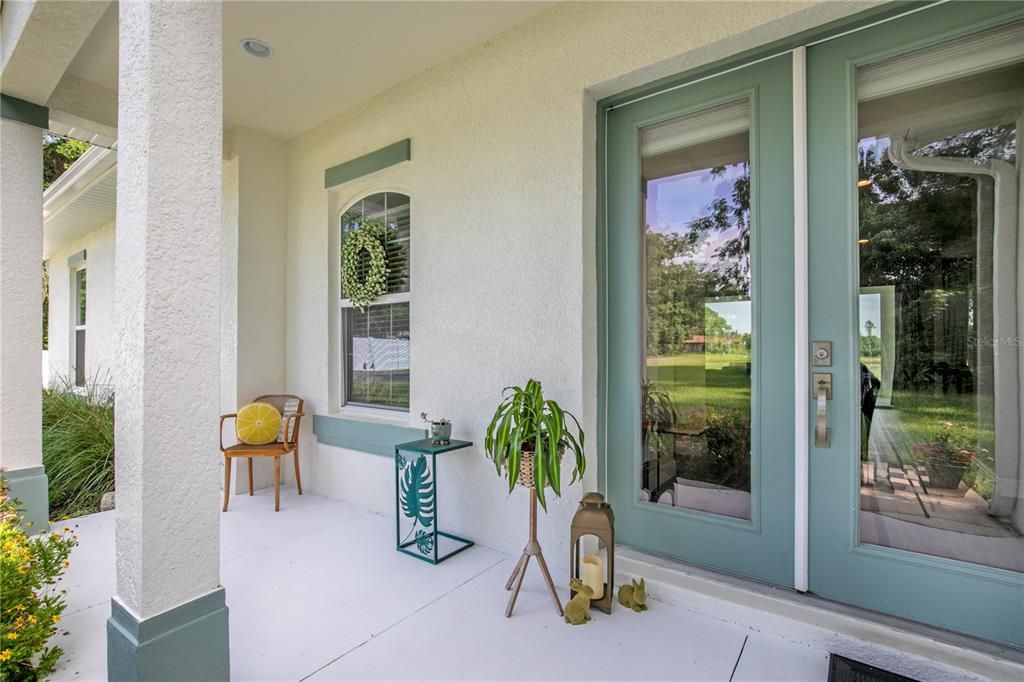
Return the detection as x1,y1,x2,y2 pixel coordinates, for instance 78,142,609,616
106,589,230,682
3,465,48,532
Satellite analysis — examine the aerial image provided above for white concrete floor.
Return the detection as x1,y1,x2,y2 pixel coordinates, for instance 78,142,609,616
53,491,861,681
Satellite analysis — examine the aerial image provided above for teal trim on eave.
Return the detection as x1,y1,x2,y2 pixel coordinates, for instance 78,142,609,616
3,465,49,532
313,414,425,456
324,139,411,189
67,250,87,267
1,93,49,129
107,589,230,681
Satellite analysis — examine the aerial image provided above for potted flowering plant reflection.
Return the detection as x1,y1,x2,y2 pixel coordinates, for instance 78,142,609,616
913,421,978,489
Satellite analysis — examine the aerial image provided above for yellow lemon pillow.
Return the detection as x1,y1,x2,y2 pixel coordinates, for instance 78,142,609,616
236,402,282,445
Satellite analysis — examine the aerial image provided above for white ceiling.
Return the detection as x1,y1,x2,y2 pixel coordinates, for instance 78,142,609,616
66,1,553,141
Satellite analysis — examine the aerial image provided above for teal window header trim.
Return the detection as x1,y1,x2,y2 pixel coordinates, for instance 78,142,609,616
313,414,425,456
67,250,87,267
597,1,935,112
324,139,411,189
1,93,49,129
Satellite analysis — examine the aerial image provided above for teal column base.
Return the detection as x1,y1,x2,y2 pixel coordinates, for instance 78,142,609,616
3,465,49,532
107,588,230,682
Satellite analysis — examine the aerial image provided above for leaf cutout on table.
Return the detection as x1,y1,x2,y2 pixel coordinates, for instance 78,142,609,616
415,529,434,555
400,456,435,528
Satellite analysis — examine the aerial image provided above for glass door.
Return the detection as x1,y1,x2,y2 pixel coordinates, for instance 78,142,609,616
604,54,795,586
807,2,1024,647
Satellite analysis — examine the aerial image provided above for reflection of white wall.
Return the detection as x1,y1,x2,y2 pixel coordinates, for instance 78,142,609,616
351,338,409,372
859,287,894,406
674,478,751,520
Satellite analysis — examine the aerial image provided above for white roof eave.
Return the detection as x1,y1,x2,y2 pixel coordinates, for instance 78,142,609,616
43,145,117,258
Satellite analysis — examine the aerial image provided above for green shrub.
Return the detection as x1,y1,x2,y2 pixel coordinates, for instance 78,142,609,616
700,407,752,491
674,407,752,492
0,476,77,680
42,377,114,519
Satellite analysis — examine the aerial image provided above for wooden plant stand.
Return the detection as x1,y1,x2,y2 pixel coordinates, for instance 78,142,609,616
504,487,564,618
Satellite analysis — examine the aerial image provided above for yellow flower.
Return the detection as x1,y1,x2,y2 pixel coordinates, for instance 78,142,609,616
51,615,60,624
26,615,37,624
0,650,11,661
63,560,70,568
6,632,18,640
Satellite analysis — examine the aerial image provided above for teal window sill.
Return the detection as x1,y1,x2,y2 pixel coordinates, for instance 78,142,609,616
313,414,425,456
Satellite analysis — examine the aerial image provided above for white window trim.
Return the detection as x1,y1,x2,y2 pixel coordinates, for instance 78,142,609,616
70,262,87,387
327,180,412,419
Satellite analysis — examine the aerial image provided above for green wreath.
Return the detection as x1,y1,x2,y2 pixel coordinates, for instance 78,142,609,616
342,218,390,310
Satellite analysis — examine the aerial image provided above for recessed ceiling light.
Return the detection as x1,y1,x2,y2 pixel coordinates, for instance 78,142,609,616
240,38,274,59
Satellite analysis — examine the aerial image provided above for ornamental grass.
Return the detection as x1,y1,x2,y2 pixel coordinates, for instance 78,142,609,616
42,375,114,519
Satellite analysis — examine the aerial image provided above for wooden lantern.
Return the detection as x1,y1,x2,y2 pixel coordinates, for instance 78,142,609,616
569,492,615,614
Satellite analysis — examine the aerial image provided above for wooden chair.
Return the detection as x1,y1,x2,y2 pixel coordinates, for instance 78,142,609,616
219,394,305,512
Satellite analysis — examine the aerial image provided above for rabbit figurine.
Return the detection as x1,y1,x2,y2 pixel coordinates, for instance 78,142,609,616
564,578,594,625
617,578,648,612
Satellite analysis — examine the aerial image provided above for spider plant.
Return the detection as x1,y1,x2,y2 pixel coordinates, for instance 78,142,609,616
642,379,677,461
483,379,585,510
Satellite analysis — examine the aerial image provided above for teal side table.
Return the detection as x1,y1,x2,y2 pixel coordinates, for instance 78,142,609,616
394,438,475,564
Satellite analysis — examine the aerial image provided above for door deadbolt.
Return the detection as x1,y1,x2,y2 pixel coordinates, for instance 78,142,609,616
812,341,832,367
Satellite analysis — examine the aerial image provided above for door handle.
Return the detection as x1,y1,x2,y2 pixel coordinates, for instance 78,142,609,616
814,373,831,448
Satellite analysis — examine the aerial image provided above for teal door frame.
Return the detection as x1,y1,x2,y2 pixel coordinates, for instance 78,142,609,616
602,54,796,587
806,1,1024,648
598,0,1024,649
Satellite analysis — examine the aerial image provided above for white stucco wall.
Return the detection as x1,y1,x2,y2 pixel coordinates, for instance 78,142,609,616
222,126,288,492
283,1,862,572
46,222,116,389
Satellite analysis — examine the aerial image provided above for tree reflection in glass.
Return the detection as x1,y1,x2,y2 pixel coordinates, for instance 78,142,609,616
641,100,753,520
855,54,1022,571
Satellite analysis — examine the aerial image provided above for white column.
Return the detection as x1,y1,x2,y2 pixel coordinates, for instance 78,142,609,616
107,1,228,678
0,116,48,530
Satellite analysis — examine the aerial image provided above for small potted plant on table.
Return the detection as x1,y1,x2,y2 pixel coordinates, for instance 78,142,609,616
483,379,586,617
420,413,452,445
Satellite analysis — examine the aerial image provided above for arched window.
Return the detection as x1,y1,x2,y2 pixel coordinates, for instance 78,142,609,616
339,192,410,410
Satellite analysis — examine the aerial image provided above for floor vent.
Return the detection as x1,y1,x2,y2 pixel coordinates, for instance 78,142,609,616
828,654,918,682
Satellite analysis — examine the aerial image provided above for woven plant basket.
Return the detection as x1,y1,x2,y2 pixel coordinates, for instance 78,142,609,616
514,447,564,488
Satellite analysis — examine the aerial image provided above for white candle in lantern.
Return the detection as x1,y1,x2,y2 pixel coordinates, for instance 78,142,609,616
582,554,604,599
